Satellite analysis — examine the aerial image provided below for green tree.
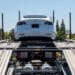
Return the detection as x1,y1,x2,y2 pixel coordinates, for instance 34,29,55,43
0,28,2,40
4,32,9,39
56,19,66,40
56,20,59,32
9,29,14,40
60,19,66,39
61,19,65,34
56,20,60,40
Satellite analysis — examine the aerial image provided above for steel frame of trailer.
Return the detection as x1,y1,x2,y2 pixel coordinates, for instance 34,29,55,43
0,42,73,75
12,48,63,75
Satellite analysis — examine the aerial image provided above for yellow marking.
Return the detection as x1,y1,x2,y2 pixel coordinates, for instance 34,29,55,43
35,48,40,51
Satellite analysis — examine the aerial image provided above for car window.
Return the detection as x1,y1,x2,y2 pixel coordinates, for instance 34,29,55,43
45,21,53,25
17,21,26,25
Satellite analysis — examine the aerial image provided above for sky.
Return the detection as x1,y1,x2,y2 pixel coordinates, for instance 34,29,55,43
0,0,75,33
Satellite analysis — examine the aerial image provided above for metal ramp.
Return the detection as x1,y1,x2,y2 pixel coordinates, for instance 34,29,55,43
63,50,75,75
0,50,12,75
0,42,20,75
54,42,75,75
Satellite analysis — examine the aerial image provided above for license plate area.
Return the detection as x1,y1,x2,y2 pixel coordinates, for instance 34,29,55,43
32,24,39,28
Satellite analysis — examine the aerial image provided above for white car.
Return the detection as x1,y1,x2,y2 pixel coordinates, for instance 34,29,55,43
14,15,55,41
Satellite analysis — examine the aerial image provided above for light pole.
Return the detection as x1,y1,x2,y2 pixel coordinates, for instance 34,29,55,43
69,12,72,39
53,10,55,24
1,13,4,40
18,10,21,21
